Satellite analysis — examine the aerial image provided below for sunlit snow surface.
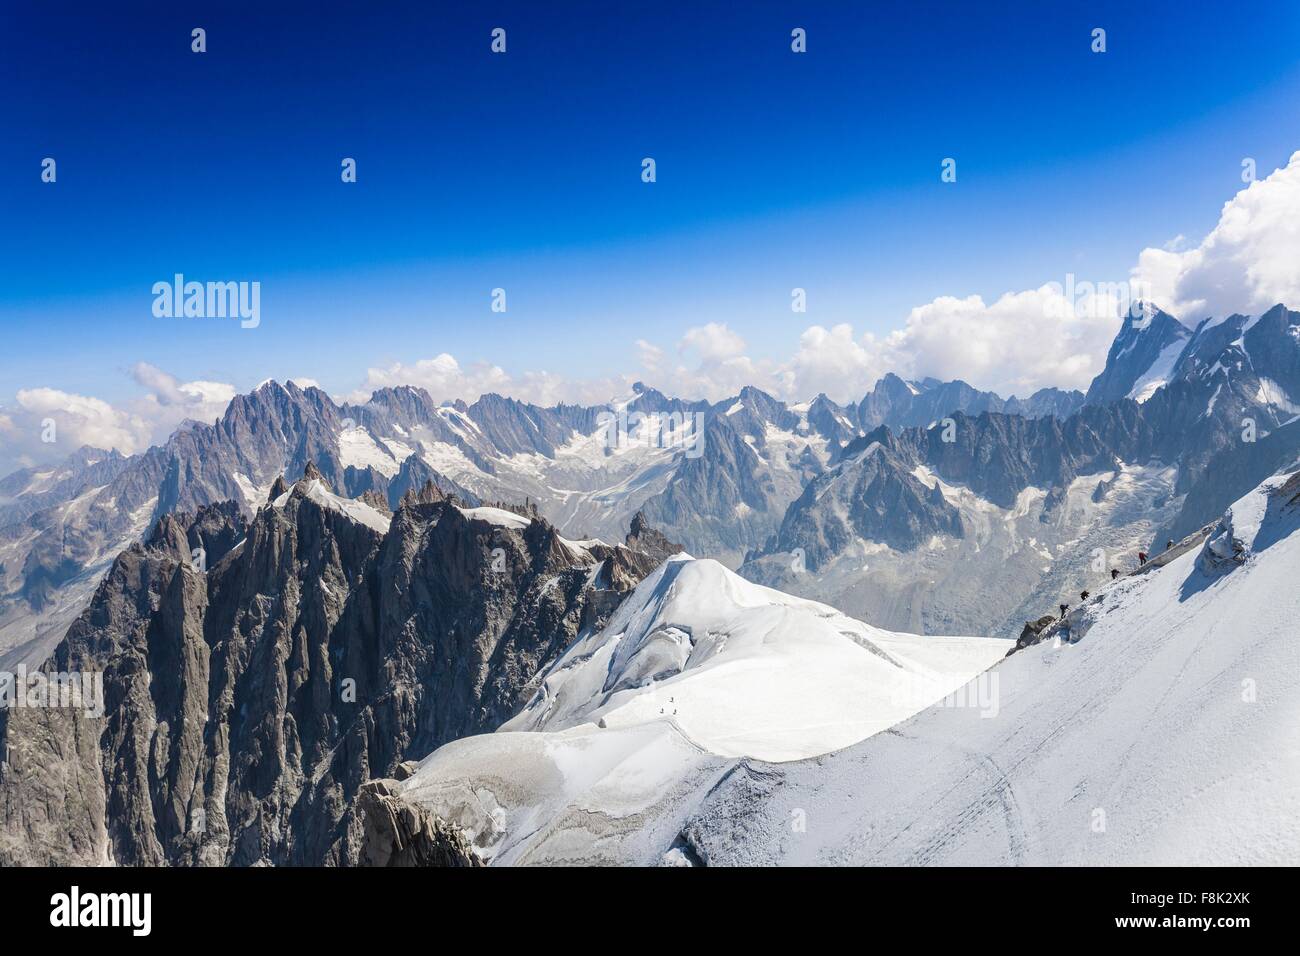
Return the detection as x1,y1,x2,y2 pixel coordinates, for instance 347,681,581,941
337,425,403,477
395,554,1010,864
503,556,1011,760
1126,337,1188,403
273,479,391,534
681,473,1300,866
394,473,1300,865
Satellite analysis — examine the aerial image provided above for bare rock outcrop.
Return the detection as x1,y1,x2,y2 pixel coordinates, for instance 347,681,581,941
1,487,668,866
356,779,482,867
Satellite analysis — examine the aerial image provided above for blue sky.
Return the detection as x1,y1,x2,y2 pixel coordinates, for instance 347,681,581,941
2,0,1300,407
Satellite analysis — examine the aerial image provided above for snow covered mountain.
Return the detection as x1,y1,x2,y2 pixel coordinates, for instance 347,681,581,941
1083,305,1191,405
1137,303,1300,543
0,373,1082,670
1,304,1295,674
739,403,1172,635
4,303,1299,867
677,469,1300,865
364,468,1300,865
739,303,1300,637
363,555,1011,865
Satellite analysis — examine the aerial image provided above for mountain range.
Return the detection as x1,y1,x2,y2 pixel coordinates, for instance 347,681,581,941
359,469,1300,865
3,304,1296,669
2,302,1299,866
741,304,1300,633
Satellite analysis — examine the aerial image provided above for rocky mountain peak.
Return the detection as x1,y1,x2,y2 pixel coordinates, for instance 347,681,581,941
399,479,448,509
1084,304,1191,405
0,470,666,865
626,510,685,563
301,460,329,488
144,500,247,566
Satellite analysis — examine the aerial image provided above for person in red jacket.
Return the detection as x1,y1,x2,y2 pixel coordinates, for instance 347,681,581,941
1137,551,1148,566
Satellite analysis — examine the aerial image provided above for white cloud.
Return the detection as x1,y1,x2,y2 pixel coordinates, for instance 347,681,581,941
125,364,237,453
5,151,1297,477
634,339,664,371
750,288,1121,403
652,325,786,401
881,286,1121,398
353,353,631,408
7,387,152,464
0,366,238,476
678,322,747,362
787,323,890,402
129,363,236,424
1135,150,1300,321
350,325,786,408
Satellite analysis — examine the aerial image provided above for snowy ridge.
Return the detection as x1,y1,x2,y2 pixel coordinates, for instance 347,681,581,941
455,505,531,530
1126,335,1187,403
273,479,391,534
390,555,1010,863
386,471,1300,866
682,470,1300,865
503,555,1011,760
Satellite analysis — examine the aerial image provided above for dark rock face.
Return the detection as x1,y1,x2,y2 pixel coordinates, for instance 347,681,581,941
385,454,479,510
1010,386,1090,420
637,415,781,561
1160,418,1300,545
1091,478,1112,503
0,487,667,866
765,438,964,572
1,382,350,666
857,374,1085,432
1084,306,1190,406
149,499,247,565
1010,615,1059,655
356,779,481,867
626,510,685,564
898,405,1156,510
749,402,1158,574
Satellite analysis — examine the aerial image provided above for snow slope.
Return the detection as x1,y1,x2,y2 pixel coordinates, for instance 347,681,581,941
395,721,731,866
337,425,403,477
681,471,1300,865
455,505,532,530
273,479,391,534
387,555,1010,863
504,555,1012,761
1126,336,1187,403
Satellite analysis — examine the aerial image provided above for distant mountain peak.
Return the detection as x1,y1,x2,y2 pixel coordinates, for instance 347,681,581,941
300,460,331,491
1085,305,1192,406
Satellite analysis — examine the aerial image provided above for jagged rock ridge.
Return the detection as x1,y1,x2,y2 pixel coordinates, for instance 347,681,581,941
0,474,679,866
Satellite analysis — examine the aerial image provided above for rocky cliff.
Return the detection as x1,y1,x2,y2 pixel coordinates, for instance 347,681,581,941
0,474,671,866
